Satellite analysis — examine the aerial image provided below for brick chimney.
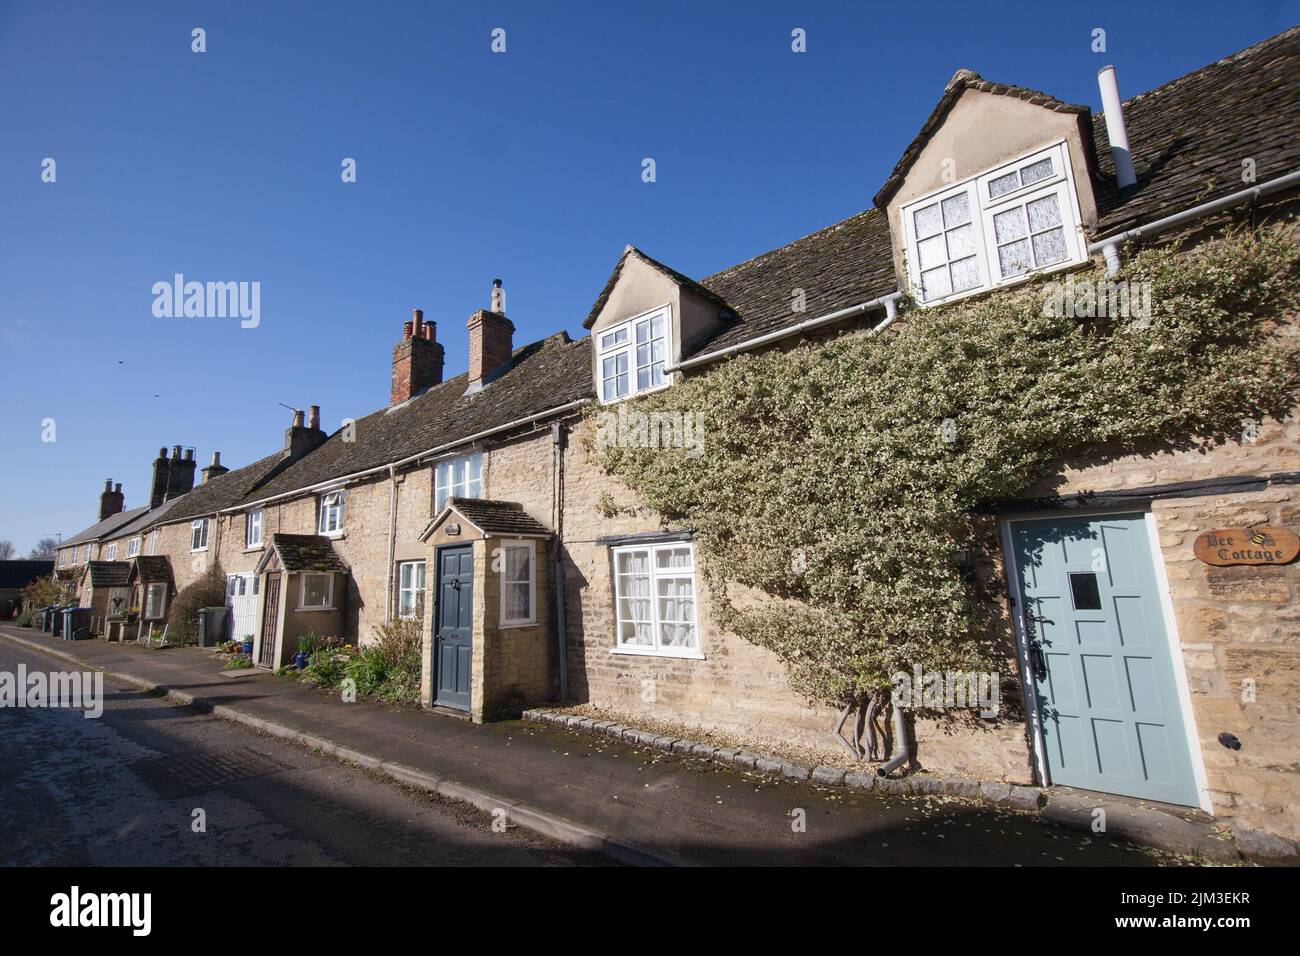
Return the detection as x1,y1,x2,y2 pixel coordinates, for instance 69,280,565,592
149,447,170,509
285,406,327,460
166,446,197,500
201,451,229,484
466,280,515,393
391,308,445,405
99,479,124,520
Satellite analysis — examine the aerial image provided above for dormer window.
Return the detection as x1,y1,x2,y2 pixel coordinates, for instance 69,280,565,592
598,305,671,402
902,142,1085,306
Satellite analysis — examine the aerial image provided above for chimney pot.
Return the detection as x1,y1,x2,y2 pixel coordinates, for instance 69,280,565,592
114,483,122,493
184,447,194,461
292,409,305,428
211,451,222,467
104,479,113,492
490,278,505,315
308,405,321,430
403,320,413,339
171,445,181,460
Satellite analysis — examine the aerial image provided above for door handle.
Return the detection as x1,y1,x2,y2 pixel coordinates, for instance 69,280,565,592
1029,638,1048,682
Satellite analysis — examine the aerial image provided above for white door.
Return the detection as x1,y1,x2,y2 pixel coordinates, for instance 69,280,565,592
226,573,259,644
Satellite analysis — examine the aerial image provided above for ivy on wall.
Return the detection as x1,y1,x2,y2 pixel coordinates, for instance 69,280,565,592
594,228,1299,740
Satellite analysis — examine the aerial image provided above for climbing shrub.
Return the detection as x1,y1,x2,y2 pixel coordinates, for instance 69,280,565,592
595,228,1299,719
165,561,226,645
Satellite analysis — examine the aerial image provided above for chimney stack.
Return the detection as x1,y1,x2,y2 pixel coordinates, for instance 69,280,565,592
201,451,229,484
391,308,445,405
149,447,170,509
1097,66,1136,191
285,406,327,460
99,479,125,520
166,447,197,500
466,280,515,393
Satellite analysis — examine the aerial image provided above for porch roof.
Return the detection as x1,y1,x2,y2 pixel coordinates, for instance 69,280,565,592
84,560,131,588
258,533,349,574
419,498,552,541
129,555,173,585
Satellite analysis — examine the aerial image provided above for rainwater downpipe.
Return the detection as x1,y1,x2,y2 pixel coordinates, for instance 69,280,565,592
551,422,569,702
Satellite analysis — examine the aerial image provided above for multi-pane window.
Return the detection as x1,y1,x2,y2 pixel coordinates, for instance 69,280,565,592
106,543,118,560
318,492,344,534
434,454,483,513
148,529,158,555
300,572,333,610
612,543,700,656
598,306,670,402
190,518,209,551
499,542,535,626
397,560,425,619
127,537,141,558
903,143,1084,305
246,509,264,548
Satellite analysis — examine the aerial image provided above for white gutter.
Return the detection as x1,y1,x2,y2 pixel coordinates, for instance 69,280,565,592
663,290,904,373
1090,167,1300,276
220,398,591,516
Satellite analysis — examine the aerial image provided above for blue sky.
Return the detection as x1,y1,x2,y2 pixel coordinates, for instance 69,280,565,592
2,0,1296,554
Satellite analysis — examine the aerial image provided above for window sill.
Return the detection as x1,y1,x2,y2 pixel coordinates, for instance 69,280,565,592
190,548,209,554
597,380,674,406
611,646,705,661
320,531,346,540
295,606,336,613
243,545,264,553
498,620,539,630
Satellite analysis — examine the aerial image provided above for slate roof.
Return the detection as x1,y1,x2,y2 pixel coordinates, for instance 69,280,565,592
0,560,54,589
424,498,552,539
130,556,173,585
63,506,149,547
584,246,735,329
265,534,349,572
692,208,898,356
157,450,287,523
240,333,593,505
1091,27,1300,233
84,561,131,588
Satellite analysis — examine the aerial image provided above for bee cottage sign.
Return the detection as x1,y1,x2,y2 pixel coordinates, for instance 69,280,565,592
1193,527,1300,566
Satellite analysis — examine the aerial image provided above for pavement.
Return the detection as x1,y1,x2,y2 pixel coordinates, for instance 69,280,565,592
0,624,1216,866
0,637,595,866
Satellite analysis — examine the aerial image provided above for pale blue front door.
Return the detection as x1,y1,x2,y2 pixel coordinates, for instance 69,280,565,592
1010,512,1200,807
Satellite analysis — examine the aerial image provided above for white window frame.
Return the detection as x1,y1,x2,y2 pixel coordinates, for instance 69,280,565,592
148,529,158,555
597,304,673,404
498,540,536,627
246,509,264,548
434,453,483,514
318,491,345,535
299,572,335,611
611,541,703,659
190,518,209,552
144,582,168,620
105,543,118,560
397,560,426,619
127,537,141,558
902,141,1086,308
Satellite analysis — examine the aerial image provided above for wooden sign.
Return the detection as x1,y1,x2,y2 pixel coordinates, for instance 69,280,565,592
1194,527,1299,566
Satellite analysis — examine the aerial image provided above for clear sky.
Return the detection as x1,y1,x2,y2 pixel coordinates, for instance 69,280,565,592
2,0,1296,554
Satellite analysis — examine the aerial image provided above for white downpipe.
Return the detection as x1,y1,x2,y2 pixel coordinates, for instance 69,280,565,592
1089,167,1300,276
663,290,904,374
1097,66,1136,191
876,704,911,777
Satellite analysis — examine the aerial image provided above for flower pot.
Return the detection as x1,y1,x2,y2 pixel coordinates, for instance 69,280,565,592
295,651,309,670
242,640,254,655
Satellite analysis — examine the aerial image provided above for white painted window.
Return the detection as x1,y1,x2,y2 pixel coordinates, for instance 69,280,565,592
106,543,117,560
148,529,158,555
127,537,141,558
318,491,344,534
598,305,671,402
190,518,209,551
902,142,1085,306
300,572,334,610
499,541,536,626
246,509,264,548
83,545,89,563
397,560,425,619
434,454,483,513
612,542,701,657
144,583,168,620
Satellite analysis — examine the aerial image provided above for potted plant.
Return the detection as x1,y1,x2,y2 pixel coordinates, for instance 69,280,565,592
295,631,318,670
241,633,254,656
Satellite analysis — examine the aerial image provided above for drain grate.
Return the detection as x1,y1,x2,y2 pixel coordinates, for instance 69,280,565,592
129,749,288,799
